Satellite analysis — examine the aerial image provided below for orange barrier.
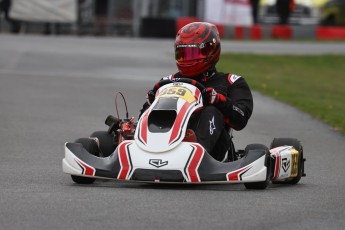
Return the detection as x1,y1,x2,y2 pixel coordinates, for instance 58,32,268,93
175,20,345,41
271,25,292,39
215,24,224,38
233,25,263,40
234,26,244,40
250,25,262,40
316,26,345,40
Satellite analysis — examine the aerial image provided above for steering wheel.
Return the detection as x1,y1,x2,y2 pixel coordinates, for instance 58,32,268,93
151,78,206,96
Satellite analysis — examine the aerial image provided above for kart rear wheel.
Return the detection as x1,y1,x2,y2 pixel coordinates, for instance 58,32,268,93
90,131,117,157
244,144,271,190
270,138,304,185
70,138,100,184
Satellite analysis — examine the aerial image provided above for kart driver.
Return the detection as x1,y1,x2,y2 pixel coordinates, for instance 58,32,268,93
139,22,253,162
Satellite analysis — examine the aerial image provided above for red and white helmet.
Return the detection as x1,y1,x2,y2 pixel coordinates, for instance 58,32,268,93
175,22,221,77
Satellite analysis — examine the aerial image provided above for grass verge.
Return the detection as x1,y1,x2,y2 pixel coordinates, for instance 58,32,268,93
218,54,345,133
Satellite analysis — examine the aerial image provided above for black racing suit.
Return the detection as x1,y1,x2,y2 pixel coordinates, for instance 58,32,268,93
139,69,253,161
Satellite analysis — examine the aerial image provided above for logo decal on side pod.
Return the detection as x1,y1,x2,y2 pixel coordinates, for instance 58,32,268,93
282,158,291,173
149,159,169,168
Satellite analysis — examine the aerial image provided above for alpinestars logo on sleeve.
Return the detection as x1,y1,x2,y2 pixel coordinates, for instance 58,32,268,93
209,116,216,135
233,105,245,117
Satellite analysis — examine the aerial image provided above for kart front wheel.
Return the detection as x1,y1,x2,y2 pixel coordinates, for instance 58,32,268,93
70,138,100,184
90,131,117,157
244,144,271,190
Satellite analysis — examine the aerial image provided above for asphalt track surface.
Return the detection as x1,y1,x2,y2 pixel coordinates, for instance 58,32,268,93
1,35,345,230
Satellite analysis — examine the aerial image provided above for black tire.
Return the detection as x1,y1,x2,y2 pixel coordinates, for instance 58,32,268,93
244,144,271,190
90,131,117,157
70,138,100,184
270,138,304,185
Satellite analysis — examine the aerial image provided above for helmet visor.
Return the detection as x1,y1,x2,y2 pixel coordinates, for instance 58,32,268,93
175,43,215,62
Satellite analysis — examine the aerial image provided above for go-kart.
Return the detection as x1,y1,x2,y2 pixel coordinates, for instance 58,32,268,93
62,78,306,189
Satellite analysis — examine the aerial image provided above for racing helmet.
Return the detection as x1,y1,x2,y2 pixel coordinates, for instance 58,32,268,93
175,22,221,77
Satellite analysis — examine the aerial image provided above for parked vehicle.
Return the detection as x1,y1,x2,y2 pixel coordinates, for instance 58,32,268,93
320,0,345,26
260,0,321,24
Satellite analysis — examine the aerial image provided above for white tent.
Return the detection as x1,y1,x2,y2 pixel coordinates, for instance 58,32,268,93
9,0,77,23
204,0,252,26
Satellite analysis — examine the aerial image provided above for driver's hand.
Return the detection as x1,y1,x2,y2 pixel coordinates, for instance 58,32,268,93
203,88,226,105
146,90,155,105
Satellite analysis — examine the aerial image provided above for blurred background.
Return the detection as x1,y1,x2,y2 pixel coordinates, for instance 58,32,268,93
0,0,344,39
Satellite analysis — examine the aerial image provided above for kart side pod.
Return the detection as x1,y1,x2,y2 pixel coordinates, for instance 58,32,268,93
270,146,299,181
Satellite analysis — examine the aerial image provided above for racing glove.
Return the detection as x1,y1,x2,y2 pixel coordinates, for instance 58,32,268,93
203,87,227,105
146,90,155,105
